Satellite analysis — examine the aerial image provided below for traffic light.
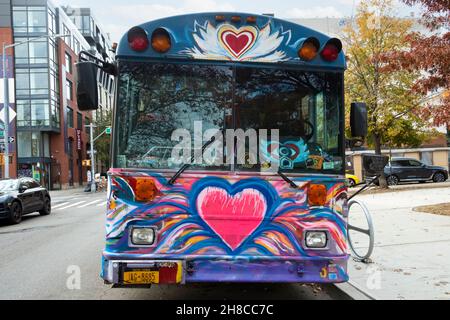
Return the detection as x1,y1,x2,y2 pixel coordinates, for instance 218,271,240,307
105,126,111,135
82,160,91,166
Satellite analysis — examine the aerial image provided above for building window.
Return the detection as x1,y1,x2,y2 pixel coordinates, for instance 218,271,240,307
77,112,83,130
14,37,48,64
67,107,74,128
17,131,42,157
48,8,56,35
63,24,71,47
15,68,49,95
51,98,60,127
12,6,47,33
66,80,73,101
65,52,72,74
17,100,31,127
17,99,50,127
30,100,50,126
73,38,81,55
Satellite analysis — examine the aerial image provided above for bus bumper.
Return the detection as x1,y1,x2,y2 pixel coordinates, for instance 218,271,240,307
101,255,349,285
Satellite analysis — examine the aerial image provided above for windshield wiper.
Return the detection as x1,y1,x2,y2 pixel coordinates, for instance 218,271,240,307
168,136,216,185
277,169,299,188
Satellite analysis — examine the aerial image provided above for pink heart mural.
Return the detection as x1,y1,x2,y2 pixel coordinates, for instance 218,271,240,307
196,186,267,250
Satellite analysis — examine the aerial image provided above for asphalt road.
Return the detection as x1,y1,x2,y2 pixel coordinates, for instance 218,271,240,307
0,191,350,300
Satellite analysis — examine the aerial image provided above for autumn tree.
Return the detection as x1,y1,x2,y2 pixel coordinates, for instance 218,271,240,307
342,0,427,187
94,108,113,173
392,0,450,126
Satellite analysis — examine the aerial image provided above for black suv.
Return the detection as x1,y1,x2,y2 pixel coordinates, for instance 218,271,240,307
0,178,51,224
383,157,448,186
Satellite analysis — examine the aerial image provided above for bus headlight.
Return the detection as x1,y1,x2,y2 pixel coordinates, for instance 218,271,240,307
305,231,327,248
131,227,155,245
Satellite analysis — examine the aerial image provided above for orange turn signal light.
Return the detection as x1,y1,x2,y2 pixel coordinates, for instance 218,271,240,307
298,37,320,61
231,16,241,23
308,184,327,206
246,16,257,24
135,178,159,202
215,15,226,22
151,28,171,53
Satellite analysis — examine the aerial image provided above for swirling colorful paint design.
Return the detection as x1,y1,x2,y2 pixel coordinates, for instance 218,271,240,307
105,171,348,260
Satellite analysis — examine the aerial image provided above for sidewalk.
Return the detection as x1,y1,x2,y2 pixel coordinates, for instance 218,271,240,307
49,187,87,198
348,180,450,195
347,186,450,299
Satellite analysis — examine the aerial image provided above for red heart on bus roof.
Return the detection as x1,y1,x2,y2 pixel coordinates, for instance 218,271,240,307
219,27,257,59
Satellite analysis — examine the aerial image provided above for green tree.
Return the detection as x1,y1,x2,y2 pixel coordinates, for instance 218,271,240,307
93,109,112,173
342,0,427,187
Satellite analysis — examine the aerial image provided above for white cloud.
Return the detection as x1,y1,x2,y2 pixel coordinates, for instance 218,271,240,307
285,6,344,19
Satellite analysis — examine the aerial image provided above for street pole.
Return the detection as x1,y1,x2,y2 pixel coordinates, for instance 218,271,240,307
89,122,96,193
2,43,9,178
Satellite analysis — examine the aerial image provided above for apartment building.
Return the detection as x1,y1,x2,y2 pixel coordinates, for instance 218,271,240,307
0,0,114,189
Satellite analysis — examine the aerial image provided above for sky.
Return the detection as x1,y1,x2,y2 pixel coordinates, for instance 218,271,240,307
53,0,421,42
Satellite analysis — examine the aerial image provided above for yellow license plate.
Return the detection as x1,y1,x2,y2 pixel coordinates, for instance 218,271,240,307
123,271,159,284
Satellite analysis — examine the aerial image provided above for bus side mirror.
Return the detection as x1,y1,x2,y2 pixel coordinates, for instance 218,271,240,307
350,102,368,138
76,61,99,111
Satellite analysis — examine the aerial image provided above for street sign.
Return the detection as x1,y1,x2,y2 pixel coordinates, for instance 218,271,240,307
0,106,16,124
8,136,14,143
87,150,97,155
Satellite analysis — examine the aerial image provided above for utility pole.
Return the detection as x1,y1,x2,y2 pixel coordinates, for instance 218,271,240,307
85,124,110,193
89,122,96,193
2,43,10,178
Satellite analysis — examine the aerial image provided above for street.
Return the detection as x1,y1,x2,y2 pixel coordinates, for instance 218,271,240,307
0,190,349,300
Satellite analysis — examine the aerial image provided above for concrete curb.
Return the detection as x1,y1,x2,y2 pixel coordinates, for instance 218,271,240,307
348,182,449,196
334,281,378,300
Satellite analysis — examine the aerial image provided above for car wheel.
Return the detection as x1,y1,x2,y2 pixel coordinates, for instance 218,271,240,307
347,178,356,187
387,175,399,186
39,197,51,216
433,172,446,183
8,202,22,225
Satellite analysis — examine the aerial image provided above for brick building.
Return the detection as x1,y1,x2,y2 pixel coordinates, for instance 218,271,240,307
0,0,114,189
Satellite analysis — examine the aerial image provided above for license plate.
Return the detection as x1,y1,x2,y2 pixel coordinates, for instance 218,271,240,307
121,261,183,285
123,271,159,284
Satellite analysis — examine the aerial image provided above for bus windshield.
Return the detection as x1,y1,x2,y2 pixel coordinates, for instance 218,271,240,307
114,61,344,174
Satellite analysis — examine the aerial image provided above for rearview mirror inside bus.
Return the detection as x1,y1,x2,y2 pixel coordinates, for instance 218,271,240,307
76,61,99,111
350,102,368,138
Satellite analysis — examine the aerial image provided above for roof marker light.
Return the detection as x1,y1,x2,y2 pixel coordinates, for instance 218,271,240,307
127,26,149,52
231,16,241,23
246,16,257,24
215,15,226,22
151,28,171,53
298,37,320,61
321,38,342,62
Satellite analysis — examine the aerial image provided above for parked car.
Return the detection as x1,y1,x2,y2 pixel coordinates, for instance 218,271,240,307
346,173,360,187
382,157,448,186
0,178,51,225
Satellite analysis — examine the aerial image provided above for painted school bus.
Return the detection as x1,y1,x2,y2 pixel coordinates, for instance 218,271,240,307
79,12,353,286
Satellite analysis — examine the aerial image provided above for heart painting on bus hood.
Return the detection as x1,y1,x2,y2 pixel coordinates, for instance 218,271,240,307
105,172,348,258
181,21,292,62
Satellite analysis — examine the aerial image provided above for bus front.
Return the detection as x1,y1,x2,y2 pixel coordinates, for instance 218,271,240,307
99,13,348,286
